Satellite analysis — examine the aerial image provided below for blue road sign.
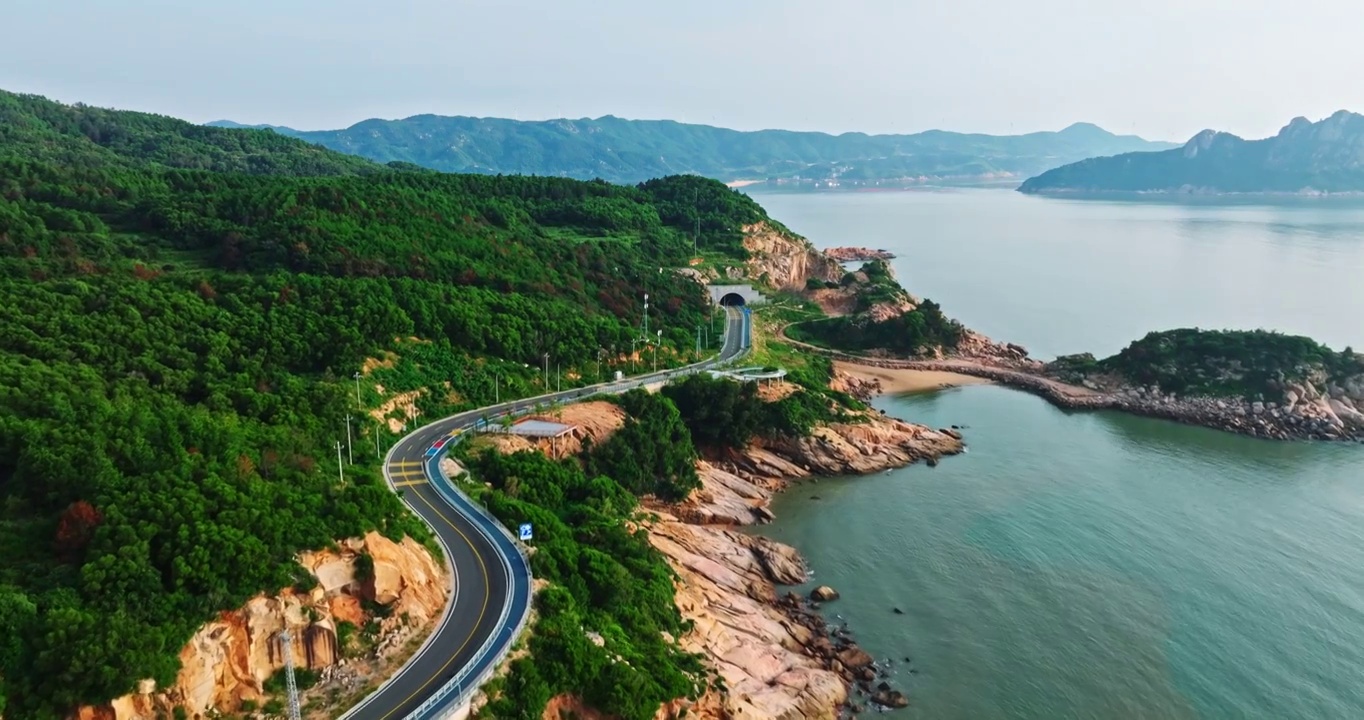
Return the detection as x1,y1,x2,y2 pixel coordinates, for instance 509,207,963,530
518,523,533,541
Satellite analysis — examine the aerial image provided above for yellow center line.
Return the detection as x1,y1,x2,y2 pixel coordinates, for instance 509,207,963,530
393,479,428,487
379,463,492,719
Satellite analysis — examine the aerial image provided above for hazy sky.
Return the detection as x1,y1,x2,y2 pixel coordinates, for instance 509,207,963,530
6,0,1364,141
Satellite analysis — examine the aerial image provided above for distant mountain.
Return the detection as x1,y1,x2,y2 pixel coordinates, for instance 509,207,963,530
205,115,1175,185
2,90,384,175
1019,111,1364,195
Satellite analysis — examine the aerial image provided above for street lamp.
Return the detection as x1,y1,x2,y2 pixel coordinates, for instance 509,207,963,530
597,348,606,383
631,338,638,372
653,329,662,372
542,352,549,389
642,293,649,342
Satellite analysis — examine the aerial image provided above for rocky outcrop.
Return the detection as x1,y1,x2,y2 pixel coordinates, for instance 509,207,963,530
828,368,882,402
744,412,965,477
478,400,628,459
742,222,843,292
649,518,848,720
646,411,961,719
73,533,448,720
823,247,896,262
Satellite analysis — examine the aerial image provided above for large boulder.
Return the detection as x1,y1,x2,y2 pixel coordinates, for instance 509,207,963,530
810,585,840,602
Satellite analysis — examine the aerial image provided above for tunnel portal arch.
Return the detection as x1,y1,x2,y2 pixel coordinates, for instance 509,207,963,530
707,284,763,307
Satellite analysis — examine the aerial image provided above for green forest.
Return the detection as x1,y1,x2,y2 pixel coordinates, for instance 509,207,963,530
1049,329,1364,399
0,90,778,717
788,296,965,355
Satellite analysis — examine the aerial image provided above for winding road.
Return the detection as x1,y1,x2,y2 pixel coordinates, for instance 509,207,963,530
343,306,750,720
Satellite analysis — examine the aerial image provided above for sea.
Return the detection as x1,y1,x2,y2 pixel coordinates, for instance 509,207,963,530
748,188,1364,720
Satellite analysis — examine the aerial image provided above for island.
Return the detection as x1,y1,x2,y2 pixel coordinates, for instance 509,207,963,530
1018,110,1364,195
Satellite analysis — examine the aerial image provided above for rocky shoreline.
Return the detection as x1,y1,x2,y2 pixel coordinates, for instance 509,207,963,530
823,246,897,262
648,407,964,718
782,329,1364,443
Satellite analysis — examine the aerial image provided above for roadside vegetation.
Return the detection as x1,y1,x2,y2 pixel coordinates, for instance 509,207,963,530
458,397,708,720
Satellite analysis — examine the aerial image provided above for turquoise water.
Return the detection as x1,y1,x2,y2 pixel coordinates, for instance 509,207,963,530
748,190,1364,719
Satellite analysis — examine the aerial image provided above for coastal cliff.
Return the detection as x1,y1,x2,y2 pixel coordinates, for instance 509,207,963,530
72,533,447,720
742,222,844,292
645,410,963,718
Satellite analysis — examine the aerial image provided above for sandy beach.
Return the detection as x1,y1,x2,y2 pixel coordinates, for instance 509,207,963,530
834,360,992,394
725,179,763,188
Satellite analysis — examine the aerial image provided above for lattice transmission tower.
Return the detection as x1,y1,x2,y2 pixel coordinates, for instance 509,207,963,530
279,629,302,720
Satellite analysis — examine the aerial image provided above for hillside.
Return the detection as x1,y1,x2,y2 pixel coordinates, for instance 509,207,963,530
1048,329,1364,400
0,90,389,176
0,91,778,717
1019,111,1364,195
206,114,1175,186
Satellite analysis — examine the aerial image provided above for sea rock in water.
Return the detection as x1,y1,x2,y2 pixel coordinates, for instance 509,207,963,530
872,689,910,708
811,585,841,602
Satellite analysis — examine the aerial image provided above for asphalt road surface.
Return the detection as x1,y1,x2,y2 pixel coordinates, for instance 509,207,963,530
347,307,748,719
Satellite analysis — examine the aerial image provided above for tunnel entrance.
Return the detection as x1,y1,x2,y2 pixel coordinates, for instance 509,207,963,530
719,292,747,307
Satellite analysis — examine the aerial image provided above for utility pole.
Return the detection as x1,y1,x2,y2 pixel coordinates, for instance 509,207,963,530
335,441,344,485
280,630,302,720
654,329,661,372
642,293,649,343
345,415,354,465
542,353,549,389
374,421,381,460
494,373,499,404
596,348,605,383
631,338,638,372
556,364,560,393
352,371,362,408
696,325,701,357
693,188,700,253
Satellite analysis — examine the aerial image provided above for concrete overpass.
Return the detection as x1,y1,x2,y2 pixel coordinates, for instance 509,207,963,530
707,284,765,307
